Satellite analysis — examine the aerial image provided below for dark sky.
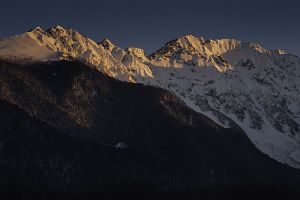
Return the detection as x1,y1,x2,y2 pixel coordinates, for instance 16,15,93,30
1,0,299,56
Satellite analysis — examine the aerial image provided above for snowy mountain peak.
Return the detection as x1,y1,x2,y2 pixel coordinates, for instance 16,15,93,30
244,42,270,54
205,38,241,55
272,49,288,55
126,47,148,62
100,38,116,51
48,25,67,33
149,34,205,59
150,35,242,61
29,26,45,33
149,35,233,71
47,25,75,39
175,34,205,47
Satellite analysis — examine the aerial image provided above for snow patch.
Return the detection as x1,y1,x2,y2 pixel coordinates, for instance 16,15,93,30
114,142,127,149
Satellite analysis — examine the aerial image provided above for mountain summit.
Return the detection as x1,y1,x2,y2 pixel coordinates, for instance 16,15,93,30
0,26,299,169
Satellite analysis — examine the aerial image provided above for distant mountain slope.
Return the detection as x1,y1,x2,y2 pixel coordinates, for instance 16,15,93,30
0,26,299,169
0,60,300,199
145,35,300,168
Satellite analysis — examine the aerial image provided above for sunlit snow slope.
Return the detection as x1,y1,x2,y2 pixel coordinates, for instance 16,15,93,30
146,35,300,168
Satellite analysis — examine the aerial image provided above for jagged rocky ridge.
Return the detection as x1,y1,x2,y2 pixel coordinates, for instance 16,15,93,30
0,26,299,168
0,60,299,198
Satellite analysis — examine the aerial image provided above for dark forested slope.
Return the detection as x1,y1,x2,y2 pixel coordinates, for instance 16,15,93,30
0,60,299,199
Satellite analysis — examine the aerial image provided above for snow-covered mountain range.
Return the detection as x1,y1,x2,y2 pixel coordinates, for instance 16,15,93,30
0,26,299,169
